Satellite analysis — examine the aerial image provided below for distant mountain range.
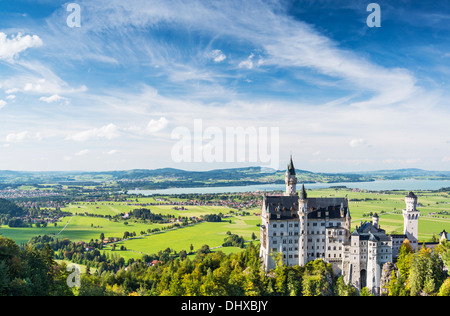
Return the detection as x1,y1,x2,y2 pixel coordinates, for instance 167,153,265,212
0,167,449,190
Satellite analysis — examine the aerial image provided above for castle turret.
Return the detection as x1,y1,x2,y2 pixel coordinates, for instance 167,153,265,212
372,213,379,229
298,183,308,266
345,203,352,238
285,156,297,196
403,191,420,250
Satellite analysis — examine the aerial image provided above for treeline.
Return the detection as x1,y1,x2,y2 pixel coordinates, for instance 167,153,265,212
74,243,354,296
0,236,73,296
0,198,28,227
0,198,27,217
131,209,163,222
73,241,450,297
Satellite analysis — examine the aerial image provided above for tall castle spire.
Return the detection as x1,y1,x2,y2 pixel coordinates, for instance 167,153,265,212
285,155,297,196
287,155,296,175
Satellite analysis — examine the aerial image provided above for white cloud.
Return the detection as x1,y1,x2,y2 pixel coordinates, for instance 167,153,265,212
210,49,226,63
5,131,29,143
146,117,168,133
4,131,43,143
239,53,255,69
67,123,120,142
349,138,366,148
5,88,18,94
6,95,16,100
39,94,69,104
106,149,119,155
405,158,421,164
75,149,90,156
0,32,43,61
0,100,6,110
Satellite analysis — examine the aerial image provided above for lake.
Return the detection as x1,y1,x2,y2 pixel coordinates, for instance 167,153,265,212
128,179,450,195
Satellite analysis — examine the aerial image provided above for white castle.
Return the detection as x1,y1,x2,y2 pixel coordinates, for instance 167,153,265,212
259,157,420,294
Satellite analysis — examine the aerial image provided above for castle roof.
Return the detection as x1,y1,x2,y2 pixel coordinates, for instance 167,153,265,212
352,220,391,242
357,220,386,235
263,195,349,220
407,191,417,198
299,183,307,200
287,155,296,175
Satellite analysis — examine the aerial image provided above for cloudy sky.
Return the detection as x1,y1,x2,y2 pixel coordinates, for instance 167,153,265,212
0,0,449,172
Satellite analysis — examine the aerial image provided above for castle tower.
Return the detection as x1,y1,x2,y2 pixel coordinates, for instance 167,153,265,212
372,213,379,229
285,156,297,196
345,204,352,238
403,191,420,250
298,183,308,266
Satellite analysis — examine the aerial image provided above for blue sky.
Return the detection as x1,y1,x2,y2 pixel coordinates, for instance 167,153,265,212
0,0,449,172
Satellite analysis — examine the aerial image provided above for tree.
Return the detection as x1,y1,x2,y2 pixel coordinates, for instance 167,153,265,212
410,245,445,296
334,276,357,296
436,240,450,269
438,278,450,296
301,260,332,296
360,287,374,296
395,240,413,294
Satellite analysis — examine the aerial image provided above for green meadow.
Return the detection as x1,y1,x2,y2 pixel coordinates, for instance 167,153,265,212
1,188,449,261
109,215,259,259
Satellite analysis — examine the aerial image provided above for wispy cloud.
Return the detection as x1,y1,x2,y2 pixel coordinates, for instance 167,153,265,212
66,123,120,142
39,94,69,104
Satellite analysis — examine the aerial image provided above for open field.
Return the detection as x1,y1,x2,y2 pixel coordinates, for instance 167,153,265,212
65,200,235,218
107,214,259,259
